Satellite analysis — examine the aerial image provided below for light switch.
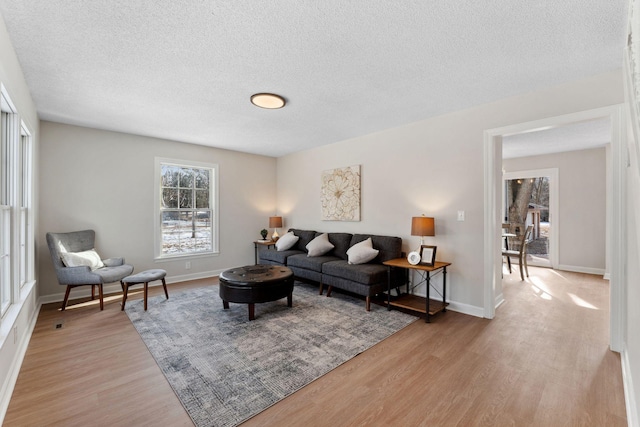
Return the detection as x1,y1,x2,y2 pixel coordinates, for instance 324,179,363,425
457,210,465,221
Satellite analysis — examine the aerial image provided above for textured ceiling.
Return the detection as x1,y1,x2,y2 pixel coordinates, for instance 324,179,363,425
502,117,611,159
0,1,628,157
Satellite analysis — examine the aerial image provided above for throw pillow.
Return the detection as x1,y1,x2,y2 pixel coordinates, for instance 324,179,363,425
276,231,299,251
306,233,335,257
60,248,105,271
346,237,379,265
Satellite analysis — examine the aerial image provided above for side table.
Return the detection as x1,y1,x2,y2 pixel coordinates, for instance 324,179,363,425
254,240,276,264
383,258,451,323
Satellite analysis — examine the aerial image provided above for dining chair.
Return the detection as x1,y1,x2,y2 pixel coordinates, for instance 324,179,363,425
502,224,534,281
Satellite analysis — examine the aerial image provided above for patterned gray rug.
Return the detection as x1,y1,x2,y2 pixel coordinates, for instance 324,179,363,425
125,282,416,427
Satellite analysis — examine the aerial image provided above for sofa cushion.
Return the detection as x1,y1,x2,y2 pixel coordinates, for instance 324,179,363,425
306,233,334,257
351,234,402,263
259,248,303,265
287,253,341,272
322,260,387,285
276,232,299,251
288,229,317,252
327,233,353,260
346,237,379,265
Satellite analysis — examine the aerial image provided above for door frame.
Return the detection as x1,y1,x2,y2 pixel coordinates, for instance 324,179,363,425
502,168,559,269
483,105,626,352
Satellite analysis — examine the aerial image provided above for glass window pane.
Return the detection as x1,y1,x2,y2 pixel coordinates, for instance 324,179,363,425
179,168,194,188
179,189,193,208
195,189,209,209
195,169,209,190
161,165,181,187
162,188,178,208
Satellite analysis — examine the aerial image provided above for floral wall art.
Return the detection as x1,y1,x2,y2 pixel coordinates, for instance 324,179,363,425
321,165,361,221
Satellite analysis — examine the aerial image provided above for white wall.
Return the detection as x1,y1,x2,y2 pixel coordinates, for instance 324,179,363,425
277,70,623,315
503,147,607,273
38,121,277,300
0,13,40,424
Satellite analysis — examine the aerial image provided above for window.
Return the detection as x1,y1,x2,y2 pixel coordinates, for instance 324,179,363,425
155,158,218,258
0,92,16,316
18,124,33,288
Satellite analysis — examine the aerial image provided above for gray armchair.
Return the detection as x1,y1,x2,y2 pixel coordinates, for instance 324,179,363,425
46,230,134,310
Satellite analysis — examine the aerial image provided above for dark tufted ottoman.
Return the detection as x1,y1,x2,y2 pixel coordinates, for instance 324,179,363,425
120,269,168,311
219,265,294,320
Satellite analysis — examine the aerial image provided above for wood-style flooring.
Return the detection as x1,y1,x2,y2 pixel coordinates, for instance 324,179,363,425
3,267,627,426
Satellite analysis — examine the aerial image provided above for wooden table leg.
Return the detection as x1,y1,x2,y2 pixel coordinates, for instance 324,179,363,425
287,292,292,307
222,300,229,309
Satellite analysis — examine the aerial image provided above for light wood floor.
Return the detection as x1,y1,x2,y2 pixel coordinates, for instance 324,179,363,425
4,267,627,426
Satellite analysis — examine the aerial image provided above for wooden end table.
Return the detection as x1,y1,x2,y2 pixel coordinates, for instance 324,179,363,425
383,258,451,323
254,240,276,264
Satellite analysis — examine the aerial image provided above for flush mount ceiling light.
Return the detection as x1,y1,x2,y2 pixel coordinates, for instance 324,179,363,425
250,93,286,109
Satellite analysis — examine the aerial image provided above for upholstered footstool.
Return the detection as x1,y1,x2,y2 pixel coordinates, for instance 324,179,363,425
120,269,168,311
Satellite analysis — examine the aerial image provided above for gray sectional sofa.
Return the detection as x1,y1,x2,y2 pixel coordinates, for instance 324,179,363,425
258,228,406,311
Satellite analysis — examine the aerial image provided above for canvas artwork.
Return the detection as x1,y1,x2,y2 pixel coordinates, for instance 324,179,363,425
321,165,361,221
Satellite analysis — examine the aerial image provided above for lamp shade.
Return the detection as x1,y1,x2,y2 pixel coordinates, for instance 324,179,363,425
269,216,283,228
411,216,435,237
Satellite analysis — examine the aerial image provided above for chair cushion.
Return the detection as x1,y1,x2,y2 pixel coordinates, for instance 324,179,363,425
322,260,387,285
306,233,334,257
60,249,105,271
287,253,341,272
94,264,135,283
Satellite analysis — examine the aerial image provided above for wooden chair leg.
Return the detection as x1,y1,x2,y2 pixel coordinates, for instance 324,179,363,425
326,286,333,297
61,285,72,311
98,284,104,310
121,282,129,311
365,296,371,311
91,285,96,300
143,282,149,311
162,278,169,300
518,254,525,281
318,283,323,295
524,253,530,277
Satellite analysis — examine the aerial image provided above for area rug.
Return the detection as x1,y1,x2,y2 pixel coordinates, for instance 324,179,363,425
125,282,416,427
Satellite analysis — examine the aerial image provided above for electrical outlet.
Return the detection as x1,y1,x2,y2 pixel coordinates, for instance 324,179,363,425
457,210,465,221
185,261,191,270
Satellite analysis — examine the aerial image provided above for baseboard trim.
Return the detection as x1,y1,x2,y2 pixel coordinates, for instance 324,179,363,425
622,349,639,427
556,264,606,276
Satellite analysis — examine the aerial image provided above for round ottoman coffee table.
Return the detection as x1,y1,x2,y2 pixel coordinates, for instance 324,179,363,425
219,265,294,320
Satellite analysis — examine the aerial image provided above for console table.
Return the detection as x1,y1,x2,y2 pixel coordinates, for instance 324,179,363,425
383,258,451,323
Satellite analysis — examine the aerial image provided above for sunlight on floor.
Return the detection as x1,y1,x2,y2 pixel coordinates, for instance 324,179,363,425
568,293,599,310
60,290,143,311
529,276,554,300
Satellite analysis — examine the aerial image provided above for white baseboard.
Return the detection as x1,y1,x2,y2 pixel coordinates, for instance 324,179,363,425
622,349,639,427
446,300,484,318
556,264,606,276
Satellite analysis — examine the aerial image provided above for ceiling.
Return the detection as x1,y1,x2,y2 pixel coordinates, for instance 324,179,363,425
0,1,628,158
502,117,612,159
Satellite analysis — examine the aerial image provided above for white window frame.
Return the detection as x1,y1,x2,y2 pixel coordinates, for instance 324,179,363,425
154,157,219,260
0,87,17,317
18,123,33,292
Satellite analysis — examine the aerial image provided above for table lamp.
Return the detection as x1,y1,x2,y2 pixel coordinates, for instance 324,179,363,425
411,215,435,247
269,216,283,241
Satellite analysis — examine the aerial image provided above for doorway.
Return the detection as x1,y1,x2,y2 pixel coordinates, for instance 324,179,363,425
483,105,626,352
502,168,558,269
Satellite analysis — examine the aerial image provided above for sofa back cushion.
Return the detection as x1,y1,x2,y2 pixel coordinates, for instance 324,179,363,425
288,229,317,252
326,233,353,260
350,234,402,263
